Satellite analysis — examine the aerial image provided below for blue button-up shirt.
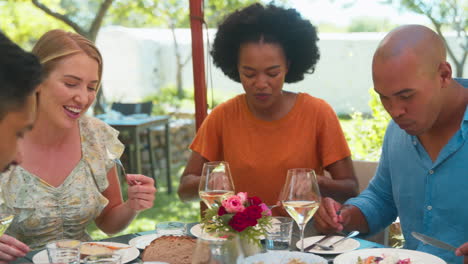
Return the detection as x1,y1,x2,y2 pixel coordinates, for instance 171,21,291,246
347,106,468,264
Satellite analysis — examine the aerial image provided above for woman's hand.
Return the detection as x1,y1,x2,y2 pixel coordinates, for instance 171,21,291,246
126,174,156,212
0,234,29,264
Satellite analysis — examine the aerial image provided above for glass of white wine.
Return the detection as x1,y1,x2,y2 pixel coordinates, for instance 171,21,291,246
199,161,235,209
281,168,321,252
0,213,14,236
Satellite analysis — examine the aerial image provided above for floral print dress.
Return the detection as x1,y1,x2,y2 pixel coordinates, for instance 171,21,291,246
0,116,124,250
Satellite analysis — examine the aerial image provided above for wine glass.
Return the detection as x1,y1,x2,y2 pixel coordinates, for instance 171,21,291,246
280,168,321,252
198,161,235,209
0,213,14,236
191,236,244,264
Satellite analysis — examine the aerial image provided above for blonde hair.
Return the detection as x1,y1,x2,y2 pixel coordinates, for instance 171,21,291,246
32,29,103,89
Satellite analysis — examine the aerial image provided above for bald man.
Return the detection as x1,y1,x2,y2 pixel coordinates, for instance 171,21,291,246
314,25,468,264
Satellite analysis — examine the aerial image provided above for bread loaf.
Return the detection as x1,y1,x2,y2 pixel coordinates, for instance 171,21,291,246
141,235,196,264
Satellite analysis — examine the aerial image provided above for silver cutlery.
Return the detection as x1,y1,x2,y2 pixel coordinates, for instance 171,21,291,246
114,158,141,186
315,230,359,250
303,234,334,252
411,232,457,252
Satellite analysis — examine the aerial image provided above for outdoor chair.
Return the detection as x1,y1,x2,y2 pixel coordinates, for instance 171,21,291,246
111,101,154,116
111,102,171,192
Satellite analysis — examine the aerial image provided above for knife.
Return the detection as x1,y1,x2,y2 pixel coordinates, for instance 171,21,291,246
303,234,334,252
411,232,457,252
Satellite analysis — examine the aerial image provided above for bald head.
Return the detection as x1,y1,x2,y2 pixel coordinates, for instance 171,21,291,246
373,25,446,77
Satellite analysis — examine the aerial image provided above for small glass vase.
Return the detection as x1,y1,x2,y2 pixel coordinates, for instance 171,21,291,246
240,237,264,257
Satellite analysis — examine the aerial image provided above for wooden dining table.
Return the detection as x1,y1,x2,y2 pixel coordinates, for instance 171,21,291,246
14,222,385,264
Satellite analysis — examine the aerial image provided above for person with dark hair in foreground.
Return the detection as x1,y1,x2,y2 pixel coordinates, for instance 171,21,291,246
0,31,42,263
178,3,358,220
314,24,468,264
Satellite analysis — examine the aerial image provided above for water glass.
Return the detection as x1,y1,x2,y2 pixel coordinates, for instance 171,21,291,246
46,239,81,264
155,221,186,236
191,236,244,264
265,216,294,251
84,253,122,264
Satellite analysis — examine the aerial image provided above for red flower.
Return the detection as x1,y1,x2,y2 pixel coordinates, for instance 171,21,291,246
229,211,257,232
245,205,263,220
218,206,228,216
248,196,262,206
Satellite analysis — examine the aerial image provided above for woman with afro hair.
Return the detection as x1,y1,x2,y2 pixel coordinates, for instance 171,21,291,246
179,3,358,216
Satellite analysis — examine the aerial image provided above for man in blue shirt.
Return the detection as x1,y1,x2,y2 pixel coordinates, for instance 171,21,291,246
314,24,468,264
0,31,42,262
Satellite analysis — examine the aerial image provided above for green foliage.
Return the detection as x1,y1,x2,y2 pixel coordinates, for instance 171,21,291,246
143,85,195,115
86,165,200,240
0,0,71,49
342,89,391,162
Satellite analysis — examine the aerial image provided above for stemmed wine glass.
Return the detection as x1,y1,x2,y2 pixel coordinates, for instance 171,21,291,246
0,213,14,236
280,168,321,252
198,161,235,209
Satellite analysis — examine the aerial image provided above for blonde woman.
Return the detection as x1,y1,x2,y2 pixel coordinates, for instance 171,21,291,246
0,30,156,250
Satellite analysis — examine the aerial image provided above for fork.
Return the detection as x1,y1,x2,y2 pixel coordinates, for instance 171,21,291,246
315,230,359,250
114,158,140,186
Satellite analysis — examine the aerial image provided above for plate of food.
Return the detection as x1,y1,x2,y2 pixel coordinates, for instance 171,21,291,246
333,248,446,264
32,242,139,264
129,234,160,249
297,235,360,255
244,251,327,264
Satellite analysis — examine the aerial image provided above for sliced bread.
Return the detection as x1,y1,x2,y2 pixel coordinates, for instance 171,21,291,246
141,235,196,264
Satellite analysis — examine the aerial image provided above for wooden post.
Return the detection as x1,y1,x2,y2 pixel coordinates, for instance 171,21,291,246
189,0,208,131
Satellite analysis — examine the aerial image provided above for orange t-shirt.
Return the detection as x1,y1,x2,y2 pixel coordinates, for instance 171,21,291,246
190,93,351,207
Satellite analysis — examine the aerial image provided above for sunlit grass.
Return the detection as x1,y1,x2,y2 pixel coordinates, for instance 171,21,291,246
86,165,200,240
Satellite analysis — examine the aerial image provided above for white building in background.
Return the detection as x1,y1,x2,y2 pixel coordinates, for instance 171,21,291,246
96,26,467,114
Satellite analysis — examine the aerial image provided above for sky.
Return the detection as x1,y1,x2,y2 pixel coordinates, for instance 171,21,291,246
287,0,430,26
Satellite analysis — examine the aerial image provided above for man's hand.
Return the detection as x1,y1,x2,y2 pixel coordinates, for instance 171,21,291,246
314,197,346,233
456,242,468,264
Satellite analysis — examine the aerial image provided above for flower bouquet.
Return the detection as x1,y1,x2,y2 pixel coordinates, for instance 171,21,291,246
201,192,272,246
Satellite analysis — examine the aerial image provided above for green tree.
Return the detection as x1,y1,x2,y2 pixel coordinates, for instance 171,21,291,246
0,0,70,49
28,0,115,114
343,89,391,162
383,0,467,77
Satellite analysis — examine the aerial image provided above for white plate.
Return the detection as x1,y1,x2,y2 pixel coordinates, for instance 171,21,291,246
244,251,327,264
297,236,360,255
129,234,160,249
333,248,447,264
189,223,227,241
32,242,139,264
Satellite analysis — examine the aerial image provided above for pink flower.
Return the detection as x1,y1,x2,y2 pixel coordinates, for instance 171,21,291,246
237,192,248,204
259,203,272,216
222,195,245,213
